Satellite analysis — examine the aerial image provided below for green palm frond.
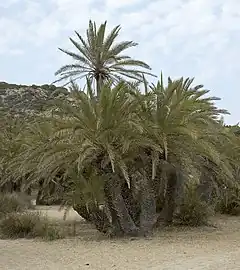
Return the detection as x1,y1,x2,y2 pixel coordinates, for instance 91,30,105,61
55,20,155,96
2,72,239,216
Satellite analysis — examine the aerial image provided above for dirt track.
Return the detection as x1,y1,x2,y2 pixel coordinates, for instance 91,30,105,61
0,206,240,270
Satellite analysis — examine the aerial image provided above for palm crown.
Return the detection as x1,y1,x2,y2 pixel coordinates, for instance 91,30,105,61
54,20,155,96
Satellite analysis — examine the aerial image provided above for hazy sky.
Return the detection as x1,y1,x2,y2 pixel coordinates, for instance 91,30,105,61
0,0,239,124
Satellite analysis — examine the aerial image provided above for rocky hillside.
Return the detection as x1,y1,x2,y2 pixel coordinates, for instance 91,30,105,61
0,82,69,117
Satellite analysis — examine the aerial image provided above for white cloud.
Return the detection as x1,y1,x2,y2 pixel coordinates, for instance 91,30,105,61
0,18,24,54
0,0,239,122
8,49,24,55
21,1,45,24
104,0,143,9
0,0,20,8
1,0,240,86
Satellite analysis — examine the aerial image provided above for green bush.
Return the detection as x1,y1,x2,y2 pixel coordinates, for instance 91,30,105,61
0,212,63,240
216,187,240,216
0,192,34,217
34,216,64,241
0,212,40,238
176,183,213,226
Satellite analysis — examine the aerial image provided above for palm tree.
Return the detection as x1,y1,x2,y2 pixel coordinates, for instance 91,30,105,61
54,20,155,96
7,77,233,236
0,116,27,193
6,81,161,235
132,75,232,224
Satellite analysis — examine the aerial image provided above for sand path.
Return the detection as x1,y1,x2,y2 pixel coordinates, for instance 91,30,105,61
1,206,240,270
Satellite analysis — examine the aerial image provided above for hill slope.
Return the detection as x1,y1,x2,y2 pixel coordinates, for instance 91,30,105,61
0,82,68,117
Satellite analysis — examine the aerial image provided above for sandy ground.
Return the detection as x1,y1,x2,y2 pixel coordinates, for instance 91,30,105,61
1,206,240,270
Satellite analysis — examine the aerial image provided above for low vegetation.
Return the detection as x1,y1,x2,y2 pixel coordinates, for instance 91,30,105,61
0,211,63,240
176,183,214,226
0,192,33,218
216,186,240,216
0,193,63,241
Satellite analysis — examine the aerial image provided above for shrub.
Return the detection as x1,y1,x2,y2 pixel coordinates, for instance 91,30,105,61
175,183,213,226
0,212,40,238
34,216,64,241
0,212,63,240
216,186,240,216
0,192,34,217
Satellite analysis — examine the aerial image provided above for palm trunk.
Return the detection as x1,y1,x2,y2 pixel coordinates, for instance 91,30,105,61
36,179,44,205
139,171,157,235
104,181,123,236
154,169,166,213
90,206,111,233
174,171,185,215
96,76,102,98
13,180,21,192
0,181,13,193
158,168,178,224
104,173,139,237
196,168,214,204
73,204,92,222
26,188,32,196
73,204,111,233
121,180,140,226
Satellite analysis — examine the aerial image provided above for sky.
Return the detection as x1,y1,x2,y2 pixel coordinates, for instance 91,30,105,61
0,0,239,124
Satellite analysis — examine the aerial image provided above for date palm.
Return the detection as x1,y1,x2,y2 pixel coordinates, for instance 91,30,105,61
132,75,233,223
54,20,154,96
3,78,237,235
6,81,163,235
